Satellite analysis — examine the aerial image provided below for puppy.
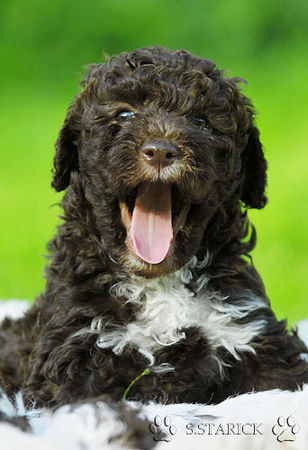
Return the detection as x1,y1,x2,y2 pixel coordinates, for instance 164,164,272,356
0,47,307,407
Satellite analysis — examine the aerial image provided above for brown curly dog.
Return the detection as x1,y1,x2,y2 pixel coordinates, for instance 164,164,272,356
0,47,307,408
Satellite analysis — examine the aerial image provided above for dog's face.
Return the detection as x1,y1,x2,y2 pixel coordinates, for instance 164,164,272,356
52,47,267,277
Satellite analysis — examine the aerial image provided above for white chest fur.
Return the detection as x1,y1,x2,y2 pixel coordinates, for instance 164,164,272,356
78,257,267,372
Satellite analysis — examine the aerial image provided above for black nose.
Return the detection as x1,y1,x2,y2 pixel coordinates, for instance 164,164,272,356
141,141,180,169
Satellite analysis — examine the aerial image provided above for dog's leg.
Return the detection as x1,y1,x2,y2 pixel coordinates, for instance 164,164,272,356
0,304,41,397
215,325,308,402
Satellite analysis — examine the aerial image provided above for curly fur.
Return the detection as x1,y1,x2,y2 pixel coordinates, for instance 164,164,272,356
0,47,307,408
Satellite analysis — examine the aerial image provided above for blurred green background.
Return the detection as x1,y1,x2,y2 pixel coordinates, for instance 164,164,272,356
0,0,307,323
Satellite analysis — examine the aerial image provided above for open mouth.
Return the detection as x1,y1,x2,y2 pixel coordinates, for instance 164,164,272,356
119,181,190,265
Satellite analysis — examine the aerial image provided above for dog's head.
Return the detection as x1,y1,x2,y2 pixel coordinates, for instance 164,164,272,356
52,47,267,277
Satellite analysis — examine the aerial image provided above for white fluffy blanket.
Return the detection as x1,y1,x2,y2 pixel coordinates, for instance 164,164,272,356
1,300,308,450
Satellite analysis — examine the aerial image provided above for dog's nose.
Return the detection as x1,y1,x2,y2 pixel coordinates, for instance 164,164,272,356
141,141,180,169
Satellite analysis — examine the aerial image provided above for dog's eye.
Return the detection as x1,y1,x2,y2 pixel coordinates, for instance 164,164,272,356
194,118,209,129
117,111,135,121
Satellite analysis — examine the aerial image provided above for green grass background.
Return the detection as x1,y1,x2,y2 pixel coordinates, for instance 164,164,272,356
0,0,307,323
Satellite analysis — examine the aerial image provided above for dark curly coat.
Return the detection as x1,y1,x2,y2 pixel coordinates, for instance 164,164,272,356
0,47,307,408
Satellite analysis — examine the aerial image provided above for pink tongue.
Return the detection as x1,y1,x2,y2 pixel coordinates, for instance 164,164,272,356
130,182,173,264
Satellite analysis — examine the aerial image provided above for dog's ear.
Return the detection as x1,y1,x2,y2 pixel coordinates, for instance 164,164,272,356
240,126,267,209
51,109,80,192
52,67,104,192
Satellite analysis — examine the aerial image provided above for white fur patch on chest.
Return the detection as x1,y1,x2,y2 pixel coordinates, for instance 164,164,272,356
79,257,267,370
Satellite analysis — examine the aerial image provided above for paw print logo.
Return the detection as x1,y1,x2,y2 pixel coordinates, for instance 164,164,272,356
149,415,177,442
272,416,300,442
